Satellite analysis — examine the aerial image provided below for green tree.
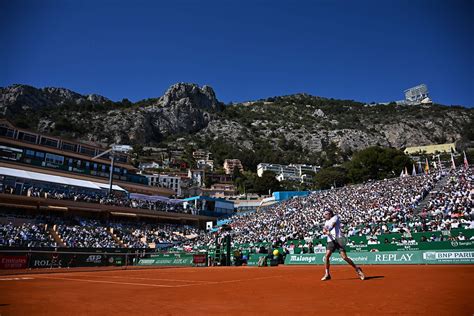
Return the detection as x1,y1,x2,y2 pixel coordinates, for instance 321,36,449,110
182,145,196,169
55,117,76,132
204,175,216,188
252,171,281,195
314,166,348,189
346,146,412,183
131,144,144,158
235,171,258,194
232,166,242,179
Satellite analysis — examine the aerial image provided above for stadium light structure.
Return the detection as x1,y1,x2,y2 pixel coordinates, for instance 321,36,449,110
92,144,133,196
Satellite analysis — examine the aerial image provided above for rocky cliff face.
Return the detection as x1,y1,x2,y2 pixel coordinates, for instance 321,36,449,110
0,84,110,116
0,83,472,163
0,83,224,145
148,83,223,137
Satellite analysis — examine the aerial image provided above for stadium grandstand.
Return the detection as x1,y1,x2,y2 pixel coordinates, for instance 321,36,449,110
178,167,472,253
1,166,472,254
0,119,173,196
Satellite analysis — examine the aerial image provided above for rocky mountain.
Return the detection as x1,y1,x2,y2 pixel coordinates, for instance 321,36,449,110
0,84,111,116
0,83,224,145
0,83,472,169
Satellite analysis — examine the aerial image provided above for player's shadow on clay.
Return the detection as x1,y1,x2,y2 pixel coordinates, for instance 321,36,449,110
364,276,384,280
339,276,384,281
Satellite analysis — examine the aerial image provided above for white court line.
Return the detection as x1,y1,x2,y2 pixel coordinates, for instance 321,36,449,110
67,274,282,285
73,275,214,283
34,276,182,288
0,277,34,281
24,271,215,284
22,266,204,278
203,275,282,285
33,274,283,288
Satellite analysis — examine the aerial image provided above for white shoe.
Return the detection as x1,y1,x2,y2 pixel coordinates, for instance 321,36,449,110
321,274,331,281
356,267,365,280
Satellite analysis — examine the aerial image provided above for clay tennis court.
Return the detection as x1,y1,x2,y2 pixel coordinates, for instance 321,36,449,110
0,265,473,315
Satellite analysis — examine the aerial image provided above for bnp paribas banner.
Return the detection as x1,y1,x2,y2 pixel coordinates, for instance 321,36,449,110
421,250,474,264
284,250,474,265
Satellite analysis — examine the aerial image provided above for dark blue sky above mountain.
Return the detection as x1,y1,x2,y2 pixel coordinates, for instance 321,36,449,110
1,0,472,106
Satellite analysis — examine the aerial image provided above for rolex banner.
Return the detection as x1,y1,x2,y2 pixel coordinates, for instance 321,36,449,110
284,250,474,265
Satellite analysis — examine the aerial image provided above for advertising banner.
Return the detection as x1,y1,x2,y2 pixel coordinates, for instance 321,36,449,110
284,250,474,265
247,254,268,266
138,253,194,266
0,255,28,269
27,252,126,268
345,240,474,253
421,250,474,264
193,254,208,265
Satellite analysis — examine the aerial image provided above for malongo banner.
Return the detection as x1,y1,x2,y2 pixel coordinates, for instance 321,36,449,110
284,250,474,265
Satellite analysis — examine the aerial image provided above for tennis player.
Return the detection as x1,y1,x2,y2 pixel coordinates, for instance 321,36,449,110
321,210,365,281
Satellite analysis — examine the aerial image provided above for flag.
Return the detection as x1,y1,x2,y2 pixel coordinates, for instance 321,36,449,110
418,162,423,174
400,170,404,178
424,158,430,174
404,167,408,176
451,153,456,170
412,164,416,176
464,151,469,169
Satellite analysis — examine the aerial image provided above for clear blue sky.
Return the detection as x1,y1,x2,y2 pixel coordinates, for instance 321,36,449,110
1,0,473,106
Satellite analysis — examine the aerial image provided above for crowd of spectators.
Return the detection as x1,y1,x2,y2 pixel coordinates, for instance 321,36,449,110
202,173,441,247
1,167,472,250
3,184,188,213
110,222,203,248
418,167,474,231
0,222,57,247
57,219,119,248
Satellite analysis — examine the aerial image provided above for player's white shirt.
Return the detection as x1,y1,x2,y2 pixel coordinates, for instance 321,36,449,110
324,215,342,242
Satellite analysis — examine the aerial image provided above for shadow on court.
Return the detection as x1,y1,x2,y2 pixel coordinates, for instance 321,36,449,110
337,276,385,281
364,276,384,280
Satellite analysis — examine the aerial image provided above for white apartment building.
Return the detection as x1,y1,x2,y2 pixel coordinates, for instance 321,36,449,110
139,161,162,171
257,163,283,177
188,169,205,187
290,164,321,175
257,163,320,183
197,159,214,171
146,174,182,197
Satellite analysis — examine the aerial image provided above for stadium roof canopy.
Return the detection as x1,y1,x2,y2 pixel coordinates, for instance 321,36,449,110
0,166,127,192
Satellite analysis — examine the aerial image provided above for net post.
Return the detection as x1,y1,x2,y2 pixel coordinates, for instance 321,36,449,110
27,249,32,270
225,235,231,266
